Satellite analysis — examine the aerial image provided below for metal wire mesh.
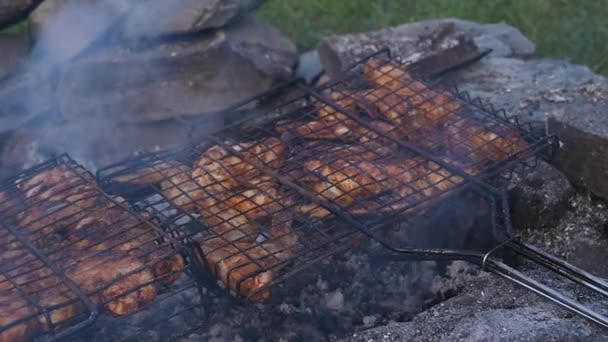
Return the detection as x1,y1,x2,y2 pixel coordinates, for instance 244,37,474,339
0,155,193,341
96,49,555,302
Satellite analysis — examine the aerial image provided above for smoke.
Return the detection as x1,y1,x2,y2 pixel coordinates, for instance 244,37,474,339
6,0,207,173
1,0,272,175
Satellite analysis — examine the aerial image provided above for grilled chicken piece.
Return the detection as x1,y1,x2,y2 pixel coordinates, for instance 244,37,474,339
17,165,98,206
193,137,287,193
64,251,157,317
304,158,388,202
111,161,207,213
443,119,529,164
276,90,384,141
200,211,298,302
198,176,288,243
362,58,462,141
363,58,428,92
297,152,480,217
69,207,185,286
0,290,41,342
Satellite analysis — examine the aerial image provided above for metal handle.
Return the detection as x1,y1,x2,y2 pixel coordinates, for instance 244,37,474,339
482,239,608,329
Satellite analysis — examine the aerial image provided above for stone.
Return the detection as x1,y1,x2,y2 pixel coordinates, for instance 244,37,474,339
296,50,323,84
318,18,535,79
56,15,297,123
28,0,136,63
0,116,204,176
325,290,344,311
546,101,608,200
123,0,265,40
340,271,607,342
0,33,29,79
0,0,40,30
362,315,377,327
448,57,606,136
507,160,574,229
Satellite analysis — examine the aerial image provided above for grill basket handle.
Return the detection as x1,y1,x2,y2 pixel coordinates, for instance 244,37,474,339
483,239,608,329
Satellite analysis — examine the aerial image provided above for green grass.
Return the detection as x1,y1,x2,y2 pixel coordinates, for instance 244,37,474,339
257,0,608,74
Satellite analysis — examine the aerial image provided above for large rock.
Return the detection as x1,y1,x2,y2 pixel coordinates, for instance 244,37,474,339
449,57,606,135
123,0,265,40
507,160,574,229
28,0,136,63
547,97,608,200
0,0,40,29
318,18,535,79
0,33,29,79
446,57,608,199
57,15,297,123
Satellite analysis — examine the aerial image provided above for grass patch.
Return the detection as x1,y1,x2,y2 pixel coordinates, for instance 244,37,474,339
257,0,608,74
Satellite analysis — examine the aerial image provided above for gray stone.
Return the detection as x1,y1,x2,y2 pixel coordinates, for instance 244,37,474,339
56,15,297,123
449,57,605,136
123,0,265,40
0,0,40,30
362,315,377,327
325,289,344,311
28,0,136,63
318,18,535,79
296,50,323,84
0,116,207,175
0,33,29,79
546,99,608,200
508,160,574,229
342,272,607,342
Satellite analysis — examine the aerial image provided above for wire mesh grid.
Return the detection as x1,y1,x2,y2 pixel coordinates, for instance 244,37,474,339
0,155,194,341
96,49,555,302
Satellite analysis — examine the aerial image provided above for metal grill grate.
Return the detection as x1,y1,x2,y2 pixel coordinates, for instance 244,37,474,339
97,49,555,302
0,155,194,341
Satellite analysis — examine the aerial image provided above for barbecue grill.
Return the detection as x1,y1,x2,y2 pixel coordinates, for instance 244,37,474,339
2,47,608,340
96,48,608,328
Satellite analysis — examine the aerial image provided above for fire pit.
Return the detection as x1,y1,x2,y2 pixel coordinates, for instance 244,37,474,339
1,48,607,341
